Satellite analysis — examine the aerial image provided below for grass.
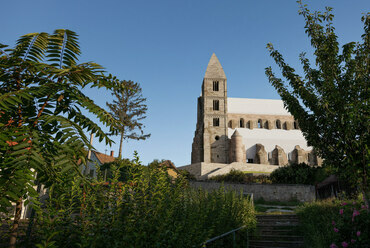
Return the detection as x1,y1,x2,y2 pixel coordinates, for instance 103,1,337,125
253,197,302,214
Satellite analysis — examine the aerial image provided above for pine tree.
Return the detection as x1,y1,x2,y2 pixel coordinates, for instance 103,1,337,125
106,80,150,158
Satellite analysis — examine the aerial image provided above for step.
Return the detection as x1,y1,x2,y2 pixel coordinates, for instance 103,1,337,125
249,246,301,248
250,240,304,248
258,229,301,236
257,222,300,227
250,235,304,242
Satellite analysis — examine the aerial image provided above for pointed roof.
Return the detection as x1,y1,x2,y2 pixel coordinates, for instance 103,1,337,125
232,129,241,137
204,53,226,79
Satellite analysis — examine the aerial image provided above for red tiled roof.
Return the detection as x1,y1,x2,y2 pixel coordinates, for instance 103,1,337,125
93,151,115,164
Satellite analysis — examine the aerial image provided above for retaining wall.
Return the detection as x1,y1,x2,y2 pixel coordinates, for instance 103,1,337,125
190,181,315,202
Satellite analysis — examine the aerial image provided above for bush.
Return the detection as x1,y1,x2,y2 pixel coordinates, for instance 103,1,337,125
270,163,327,185
178,169,196,181
296,199,369,248
28,155,256,248
209,169,272,184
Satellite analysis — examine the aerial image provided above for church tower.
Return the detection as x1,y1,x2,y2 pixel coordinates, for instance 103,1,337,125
191,53,229,163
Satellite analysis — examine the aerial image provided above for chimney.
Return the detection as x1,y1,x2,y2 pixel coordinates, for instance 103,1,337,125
110,150,114,157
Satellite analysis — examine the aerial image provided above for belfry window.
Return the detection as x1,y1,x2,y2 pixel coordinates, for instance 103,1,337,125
213,118,220,127
213,81,219,91
240,118,244,128
213,100,219,111
275,120,281,129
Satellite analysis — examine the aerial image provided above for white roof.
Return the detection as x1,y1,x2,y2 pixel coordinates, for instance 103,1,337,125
228,98,291,116
228,128,310,159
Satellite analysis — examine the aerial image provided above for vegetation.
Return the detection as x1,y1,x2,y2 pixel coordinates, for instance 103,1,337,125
0,29,123,247
270,163,328,185
296,199,369,248
9,156,256,248
106,80,150,158
147,158,167,169
209,169,272,184
265,1,370,200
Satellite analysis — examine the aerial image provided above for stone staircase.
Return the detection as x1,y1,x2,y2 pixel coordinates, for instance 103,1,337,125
249,214,304,248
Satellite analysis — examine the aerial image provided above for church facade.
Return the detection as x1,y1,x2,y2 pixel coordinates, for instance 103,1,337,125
183,54,321,179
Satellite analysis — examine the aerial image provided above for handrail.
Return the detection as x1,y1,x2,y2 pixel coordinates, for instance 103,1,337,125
201,225,248,247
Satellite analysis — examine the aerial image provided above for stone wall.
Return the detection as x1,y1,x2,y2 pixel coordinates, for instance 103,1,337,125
190,181,315,202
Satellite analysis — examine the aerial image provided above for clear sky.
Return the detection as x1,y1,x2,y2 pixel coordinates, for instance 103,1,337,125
1,0,369,166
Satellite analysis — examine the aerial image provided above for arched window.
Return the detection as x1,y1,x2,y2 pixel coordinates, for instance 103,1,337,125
257,119,262,128
275,120,281,129
240,118,244,128
228,120,233,128
246,121,251,129
283,122,287,130
294,121,298,129
213,100,219,111
264,121,269,129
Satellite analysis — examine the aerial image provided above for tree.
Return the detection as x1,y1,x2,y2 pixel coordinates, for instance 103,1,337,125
106,80,150,158
0,29,121,247
265,1,369,202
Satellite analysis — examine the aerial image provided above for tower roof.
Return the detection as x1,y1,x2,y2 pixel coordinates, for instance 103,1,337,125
232,129,241,137
204,53,226,79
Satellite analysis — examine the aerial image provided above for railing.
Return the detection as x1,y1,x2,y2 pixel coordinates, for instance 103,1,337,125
201,225,249,248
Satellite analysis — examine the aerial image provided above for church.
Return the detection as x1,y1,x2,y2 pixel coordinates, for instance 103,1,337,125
181,53,321,179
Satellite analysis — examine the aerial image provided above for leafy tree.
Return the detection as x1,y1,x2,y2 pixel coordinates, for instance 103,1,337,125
0,29,121,247
147,158,167,169
106,80,150,158
100,157,144,182
265,2,369,202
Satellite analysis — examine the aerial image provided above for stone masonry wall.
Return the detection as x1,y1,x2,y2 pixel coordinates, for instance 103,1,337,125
190,181,315,202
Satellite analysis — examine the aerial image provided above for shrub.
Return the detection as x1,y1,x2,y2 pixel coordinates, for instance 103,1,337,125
270,163,327,185
28,155,256,248
209,169,272,184
296,199,369,248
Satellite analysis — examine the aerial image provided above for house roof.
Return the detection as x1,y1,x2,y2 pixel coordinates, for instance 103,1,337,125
228,98,291,116
93,151,115,164
159,160,179,174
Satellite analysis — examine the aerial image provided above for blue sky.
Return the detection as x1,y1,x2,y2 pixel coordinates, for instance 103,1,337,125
1,0,369,166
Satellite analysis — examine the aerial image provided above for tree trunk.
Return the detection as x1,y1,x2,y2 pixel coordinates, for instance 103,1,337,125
9,197,22,248
118,131,124,159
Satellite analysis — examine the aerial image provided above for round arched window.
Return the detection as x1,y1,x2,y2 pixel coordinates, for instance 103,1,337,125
215,135,220,140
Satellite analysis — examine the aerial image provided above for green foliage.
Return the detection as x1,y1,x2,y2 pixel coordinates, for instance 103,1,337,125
296,199,369,248
209,169,272,184
106,80,150,158
100,157,142,182
265,2,370,196
0,30,122,215
28,155,256,248
270,163,327,185
178,169,196,181
147,158,167,169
